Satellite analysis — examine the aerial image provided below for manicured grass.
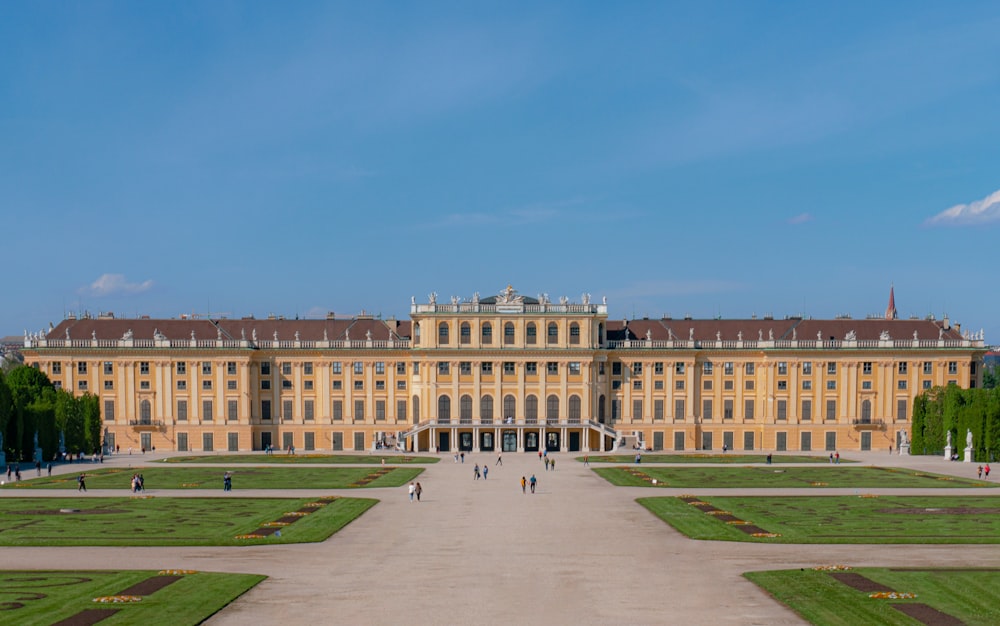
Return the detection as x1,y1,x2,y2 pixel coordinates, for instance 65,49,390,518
746,567,1000,625
595,465,987,488
580,453,840,464
161,453,438,464
0,570,265,626
3,466,423,490
0,496,376,546
640,495,1000,543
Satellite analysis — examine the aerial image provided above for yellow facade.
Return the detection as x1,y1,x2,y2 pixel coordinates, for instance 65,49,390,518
22,287,986,455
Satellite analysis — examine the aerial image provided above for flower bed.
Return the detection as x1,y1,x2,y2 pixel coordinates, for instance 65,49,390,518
812,565,852,571
158,570,198,575
93,595,142,603
869,591,917,600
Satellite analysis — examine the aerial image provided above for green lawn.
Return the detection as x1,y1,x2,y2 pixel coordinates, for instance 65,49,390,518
595,465,987,488
0,496,376,546
3,466,422,490
161,453,438,464
580,453,840,464
0,570,265,626
746,567,1000,625
640,495,1000,543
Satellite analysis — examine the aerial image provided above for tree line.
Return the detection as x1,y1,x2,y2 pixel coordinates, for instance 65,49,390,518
911,384,1000,462
0,365,102,464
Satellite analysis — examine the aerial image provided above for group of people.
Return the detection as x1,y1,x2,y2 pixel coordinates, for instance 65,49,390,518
407,481,423,501
473,464,489,480
978,464,992,479
5,465,22,482
520,475,537,493
130,473,145,493
828,452,841,464
223,471,233,491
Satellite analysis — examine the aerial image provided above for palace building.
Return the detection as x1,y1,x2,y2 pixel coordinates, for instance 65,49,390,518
21,286,986,455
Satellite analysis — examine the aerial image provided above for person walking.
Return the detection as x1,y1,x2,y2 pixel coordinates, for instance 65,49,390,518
77,473,87,492
473,464,480,480
408,482,416,501
978,465,983,479
583,455,589,467
483,465,488,480
835,452,840,464
496,453,502,466
544,458,549,471
460,452,465,463
415,482,422,502
529,474,537,494
223,471,232,491
550,458,555,471
520,476,527,494
986,464,992,479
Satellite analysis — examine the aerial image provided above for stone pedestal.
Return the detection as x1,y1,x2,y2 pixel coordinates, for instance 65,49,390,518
944,445,953,460
899,443,910,456
964,447,973,463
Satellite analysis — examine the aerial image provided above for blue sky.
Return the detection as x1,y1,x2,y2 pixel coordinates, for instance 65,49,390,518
2,2,999,340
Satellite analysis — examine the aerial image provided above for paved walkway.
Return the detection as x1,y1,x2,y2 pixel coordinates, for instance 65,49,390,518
2,450,999,625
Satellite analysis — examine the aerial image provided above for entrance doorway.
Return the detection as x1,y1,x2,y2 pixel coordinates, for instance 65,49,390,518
674,431,685,451
480,432,495,452
524,431,539,452
545,432,560,452
502,430,517,452
701,432,713,450
140,432,152,451
261,431,272,452
652,432,663,451
438,431,450,452
568,432,581,452
459,432,473,452
861,431,872,451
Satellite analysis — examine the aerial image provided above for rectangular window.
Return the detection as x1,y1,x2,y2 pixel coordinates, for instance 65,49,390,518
397,362,406,375
333,400,343,421
675,399,685,419
52,362,62,375
826,380,836,390
104,400,115,422
777,362,787,375
633,380,642,390
654,362,664,375
397,380,406,390
703,362,713,375
282,400,293,421
413,362,420,374
261,400,271,420
203,433,214,452
862,381,872,390
724,399,733,419
104,380,114,390
177,400,188,421
802,399,812,421
228,400,238,421
923,380,932,389
827,362,837,375
675,380,685,390
654,380,664,390
703,379,712,390
745,380,754,390
613,363,622,376
923,361,932,375
898,362,908,375
77,362,87,375
897,380,907,390
460,362,472,375
744,399,754,420
78,381,88,390
724,380,733,390
354,380,364,390
332,362,341,374
228,362,237,375
103,362,113,375
702,399,713,420
375,400,385,421
547,324,558,343
777,380,787,390
438,362,449,375
569,362,581,375
802,380,812,390
303,362,313,375
654,399,664,421
482,362,493,374
826,399,836,421
397,400,407,421
612,380,622,390
724,362,734,375
633,362,643,375
675,362,686,375
261,362,271,375
897,399,907,421
354,362,364,375
202,380,212,390
547,362,558,375
948,361,957,374
281,362,291,376
507,362,519,375
633,399,643,420
863,362,872,375
177,362,186,375
802,362,812,375
202,399,213,421
227,380,237,390
375,381,385,390
332,380,342,390
304,400,314,421
745,363,755,375
139,381,149,390
776,399,787,420
375,362,384,375
202,362,212,375
354,399,365,420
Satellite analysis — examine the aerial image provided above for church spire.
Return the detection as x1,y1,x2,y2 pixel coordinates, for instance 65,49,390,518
885,284,897,320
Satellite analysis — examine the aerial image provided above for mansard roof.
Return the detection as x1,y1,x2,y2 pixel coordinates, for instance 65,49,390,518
607,317,964,342
48,317,411,342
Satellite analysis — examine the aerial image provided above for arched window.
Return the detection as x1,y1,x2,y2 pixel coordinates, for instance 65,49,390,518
481,322,492,344
547,322,558,345
438,322,450,345
414,323,421,345
503,394,516,422
140,399,151,424
525,395,538,423
504,322,515,345
481,395,494,423
569,322,580,345
861,399,872,423
460,394,473,423
438,395,451,423
526,322,537,345
460,322,471,345
598,394,606,423
546,394,560,423
412,395,420,423
569,395,581,423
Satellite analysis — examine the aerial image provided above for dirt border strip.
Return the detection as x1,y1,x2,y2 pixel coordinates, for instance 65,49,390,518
891,603,964,626
116,575,181,596
51,608,120,626
829,572,894,592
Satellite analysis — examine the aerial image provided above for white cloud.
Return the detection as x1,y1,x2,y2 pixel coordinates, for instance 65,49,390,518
788,213,813,225
81,273,154,296
925,189,1000,226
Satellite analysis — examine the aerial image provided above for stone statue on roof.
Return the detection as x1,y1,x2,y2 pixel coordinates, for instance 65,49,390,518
294,331,300,341
845,330,856,341
273,330,278,341
646,329,652,341
768,329,774,341
92,330,97,340
411,296,416,305
217,327,223,340
759,329,763,341
191,330,196,340
429,292,437,304
366,329,372,340
252,329,257,341
939,327,944,339
817,330,822,341
560,296,568,305
716,331,721,341
66,329,70,340
323,329,328,341
602,296,607,305
879,330,890,341
737,331,743,341
792,328,797,340
582,293,590,305
123,329,133,340
472,292,479,304
913,330,919,341
451,295,458,305
689,328,694,341
241,328,246,340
